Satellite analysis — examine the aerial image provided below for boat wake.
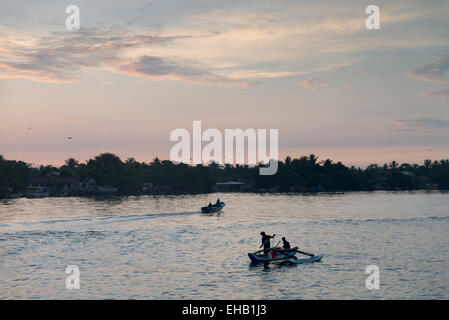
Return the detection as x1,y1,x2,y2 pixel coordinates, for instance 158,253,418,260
0,210,200,230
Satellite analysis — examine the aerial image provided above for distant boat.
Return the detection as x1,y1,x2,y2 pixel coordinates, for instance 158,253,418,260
201,201,225,213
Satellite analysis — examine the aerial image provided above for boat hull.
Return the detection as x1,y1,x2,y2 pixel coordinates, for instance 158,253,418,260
248,247,298,263
201,202,225,213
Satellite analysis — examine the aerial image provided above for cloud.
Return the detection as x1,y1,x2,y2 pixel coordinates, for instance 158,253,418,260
226,69,305,80
118,55,252,87
0,28,249,86
0,28,178,82
299,77,330,91
299,77,352,93
2,1,449,87
393,118,449,130
409,54,449,82
424,88,449,97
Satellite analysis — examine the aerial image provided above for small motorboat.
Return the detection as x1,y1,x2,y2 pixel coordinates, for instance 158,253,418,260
201,201,225,213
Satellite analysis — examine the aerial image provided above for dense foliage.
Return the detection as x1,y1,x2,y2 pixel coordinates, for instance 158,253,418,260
1,153,449,197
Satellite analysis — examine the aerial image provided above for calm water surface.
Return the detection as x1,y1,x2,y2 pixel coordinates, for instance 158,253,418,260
0,191,448,299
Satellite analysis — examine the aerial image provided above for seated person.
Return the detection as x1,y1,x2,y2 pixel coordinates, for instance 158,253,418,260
282,237,291,249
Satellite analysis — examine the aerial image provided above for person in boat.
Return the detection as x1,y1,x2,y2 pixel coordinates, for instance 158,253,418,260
259,231,275,254
282,237,291,249
208,202,212,208
216,198,221,205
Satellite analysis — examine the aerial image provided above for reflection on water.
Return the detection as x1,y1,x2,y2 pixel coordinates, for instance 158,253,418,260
0,191,448,299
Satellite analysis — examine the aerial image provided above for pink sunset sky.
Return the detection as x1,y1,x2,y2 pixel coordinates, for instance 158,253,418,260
1,0,449,167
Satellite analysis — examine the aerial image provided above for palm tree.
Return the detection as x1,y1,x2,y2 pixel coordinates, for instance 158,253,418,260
152,157,161,166
284,156,292,167
322,159,333,168
389,161,398,169
126,157,136,164
309,154,318,165
64,158,79,169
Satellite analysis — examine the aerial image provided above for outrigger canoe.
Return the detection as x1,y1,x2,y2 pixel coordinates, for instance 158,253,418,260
248,247,323,264
201,201,225,213
248,247,298,263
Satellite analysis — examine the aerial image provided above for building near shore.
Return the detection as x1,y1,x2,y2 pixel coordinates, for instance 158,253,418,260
213,181,246,192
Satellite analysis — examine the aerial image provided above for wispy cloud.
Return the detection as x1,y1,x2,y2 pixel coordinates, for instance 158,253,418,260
1,1,449,88
409,54,449,83
299,77,330,91
393,118,449,130
0,28,250,86
226,69,305,80
299,77,352,93
118,55,252,87
424,88,449,97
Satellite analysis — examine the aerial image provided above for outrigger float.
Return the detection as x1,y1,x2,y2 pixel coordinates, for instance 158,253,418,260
248,247,323,264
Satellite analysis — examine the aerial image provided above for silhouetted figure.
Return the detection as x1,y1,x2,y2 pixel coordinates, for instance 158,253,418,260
216,198,221,205
259,231,275,254
282,237,291,249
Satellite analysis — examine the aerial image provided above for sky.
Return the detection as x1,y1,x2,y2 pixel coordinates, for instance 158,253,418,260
0,0,449,167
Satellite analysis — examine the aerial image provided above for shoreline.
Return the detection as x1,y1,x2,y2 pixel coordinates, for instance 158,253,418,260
2,153,447,200
2,188,447,201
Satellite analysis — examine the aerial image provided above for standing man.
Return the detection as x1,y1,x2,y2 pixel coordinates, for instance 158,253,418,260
260,231,275,254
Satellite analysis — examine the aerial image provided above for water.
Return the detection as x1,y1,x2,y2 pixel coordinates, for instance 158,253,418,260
0,191,448,299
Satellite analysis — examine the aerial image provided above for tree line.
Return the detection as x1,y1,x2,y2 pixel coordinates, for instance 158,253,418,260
1,153,449,198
